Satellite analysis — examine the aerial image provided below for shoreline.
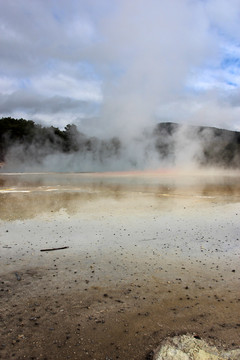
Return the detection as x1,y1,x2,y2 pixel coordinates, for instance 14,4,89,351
1,256,239,359
1,175,240,359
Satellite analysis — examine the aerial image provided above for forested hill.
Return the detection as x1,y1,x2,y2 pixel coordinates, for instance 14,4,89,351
0,117,240,169
0,117,121,165
153,122,240,167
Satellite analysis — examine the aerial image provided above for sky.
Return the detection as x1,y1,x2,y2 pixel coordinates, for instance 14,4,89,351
0,0,240,136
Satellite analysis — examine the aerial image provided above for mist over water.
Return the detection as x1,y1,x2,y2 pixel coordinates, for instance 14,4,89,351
1,121,240,173
1,2,240,173
1,0,240,172
1,3,240,358
1,169,240,221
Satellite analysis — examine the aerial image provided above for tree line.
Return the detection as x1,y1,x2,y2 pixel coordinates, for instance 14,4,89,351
0,117,121,163
0,117,240,168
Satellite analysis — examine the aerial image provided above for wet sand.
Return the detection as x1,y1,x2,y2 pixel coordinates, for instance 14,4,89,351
0,171,240,359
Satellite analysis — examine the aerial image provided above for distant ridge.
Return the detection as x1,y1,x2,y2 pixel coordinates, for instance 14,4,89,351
153,122,240,167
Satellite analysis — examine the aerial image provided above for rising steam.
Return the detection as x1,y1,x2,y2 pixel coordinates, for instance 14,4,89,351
1,119,239,172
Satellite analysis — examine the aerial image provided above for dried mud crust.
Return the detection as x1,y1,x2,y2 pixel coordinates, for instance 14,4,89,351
1,267,240,360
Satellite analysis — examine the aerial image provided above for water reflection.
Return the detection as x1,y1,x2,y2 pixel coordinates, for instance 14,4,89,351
0,171,240,220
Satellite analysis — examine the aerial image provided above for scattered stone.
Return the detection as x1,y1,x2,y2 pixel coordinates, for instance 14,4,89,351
15,273,21,281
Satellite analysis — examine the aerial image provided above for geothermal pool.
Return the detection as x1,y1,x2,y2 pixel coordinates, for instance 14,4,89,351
0,171,240,359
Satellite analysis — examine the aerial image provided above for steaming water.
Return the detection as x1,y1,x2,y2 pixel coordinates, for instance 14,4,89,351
0,170,240,285
1,169,240,192
0,170,240,221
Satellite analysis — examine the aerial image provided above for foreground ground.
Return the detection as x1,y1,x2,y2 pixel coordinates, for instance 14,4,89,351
0,171,240,359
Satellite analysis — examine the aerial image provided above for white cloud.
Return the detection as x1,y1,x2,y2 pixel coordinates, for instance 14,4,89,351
0,0,240,132
0,77,18,95
31,73,102,102
157,95,240,131
204,0,240,41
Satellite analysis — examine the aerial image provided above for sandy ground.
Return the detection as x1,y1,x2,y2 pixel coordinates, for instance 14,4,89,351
0,171,240,359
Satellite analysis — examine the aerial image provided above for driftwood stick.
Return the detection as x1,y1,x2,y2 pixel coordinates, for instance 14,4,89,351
40,246,69,252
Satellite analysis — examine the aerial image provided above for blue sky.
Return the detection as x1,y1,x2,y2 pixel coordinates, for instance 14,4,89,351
0,0,240,135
